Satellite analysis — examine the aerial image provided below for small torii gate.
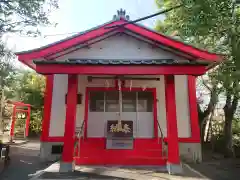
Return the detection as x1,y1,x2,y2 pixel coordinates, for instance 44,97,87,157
8,101,31,142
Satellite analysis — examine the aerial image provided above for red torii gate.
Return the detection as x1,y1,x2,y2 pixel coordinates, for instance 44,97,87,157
9,101,31,142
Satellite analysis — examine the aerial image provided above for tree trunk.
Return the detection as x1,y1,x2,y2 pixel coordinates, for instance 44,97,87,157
223,91,238,158
223,114,234,157
198,88,218,144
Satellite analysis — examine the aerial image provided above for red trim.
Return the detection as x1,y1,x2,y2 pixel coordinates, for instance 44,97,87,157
15,109,28,113
62,75,78,162
16,19,221,62
165,75,180,164
188,76,201,142
12,102,31,107
153,88,158,138
41,75,54,142
42,136,200,143
163,137,200,143
35,65,207,75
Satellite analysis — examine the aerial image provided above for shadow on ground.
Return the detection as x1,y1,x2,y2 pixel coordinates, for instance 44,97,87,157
3,141,239,180
0,145,52,180
40,171,133,180
39,164,206,180
187,158,240,180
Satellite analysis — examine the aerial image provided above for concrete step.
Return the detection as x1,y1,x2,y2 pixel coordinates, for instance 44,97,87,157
78,149,166,158
74,156,167,166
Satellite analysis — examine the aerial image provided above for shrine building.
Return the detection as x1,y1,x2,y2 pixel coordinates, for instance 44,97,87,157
15,10,222,173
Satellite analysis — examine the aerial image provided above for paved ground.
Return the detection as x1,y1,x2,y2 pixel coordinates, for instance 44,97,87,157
34,162,206,180
0,140,239,180
0,140,52,180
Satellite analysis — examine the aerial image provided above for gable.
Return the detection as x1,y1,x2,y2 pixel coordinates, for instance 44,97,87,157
54,34,187,62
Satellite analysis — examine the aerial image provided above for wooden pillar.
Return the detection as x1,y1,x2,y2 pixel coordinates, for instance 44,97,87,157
60,75,78,172
10,105,16,142
41,75,54,141
164,75,181,173
188,75,201,142
25,107,31,137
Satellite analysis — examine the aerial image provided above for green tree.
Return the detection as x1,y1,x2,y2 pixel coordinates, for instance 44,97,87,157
12,71,45,134
156,0,240,156
0,0,58,137
0,0,58,35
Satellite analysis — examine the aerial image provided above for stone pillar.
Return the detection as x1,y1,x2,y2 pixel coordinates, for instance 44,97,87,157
164,75,182,174
60,75,78,172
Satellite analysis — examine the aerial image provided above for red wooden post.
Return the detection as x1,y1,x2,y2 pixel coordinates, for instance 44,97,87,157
60,75,78,172
164,75,181,173
188,76,201,142
41,75,54,141
10,105,17,142
25,107,31,137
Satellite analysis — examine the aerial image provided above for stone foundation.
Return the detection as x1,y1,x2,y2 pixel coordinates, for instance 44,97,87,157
179,142,202,163
40,142,63,162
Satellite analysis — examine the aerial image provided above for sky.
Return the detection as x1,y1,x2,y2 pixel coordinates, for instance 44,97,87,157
4,0,161,53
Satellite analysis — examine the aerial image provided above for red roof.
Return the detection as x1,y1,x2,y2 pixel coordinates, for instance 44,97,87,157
16,18,222,64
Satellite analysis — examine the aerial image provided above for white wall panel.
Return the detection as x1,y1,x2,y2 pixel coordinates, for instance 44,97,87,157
49,75,68,136
48,75,191,138
55,34,183,61
175,75,191,137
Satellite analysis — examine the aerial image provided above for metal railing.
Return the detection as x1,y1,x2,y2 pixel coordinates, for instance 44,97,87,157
157,120,168,158
74,121,85,157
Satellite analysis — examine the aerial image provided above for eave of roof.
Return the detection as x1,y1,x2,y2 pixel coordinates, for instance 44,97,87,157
15,19,116,55
33,59,209,66
15,18,223,62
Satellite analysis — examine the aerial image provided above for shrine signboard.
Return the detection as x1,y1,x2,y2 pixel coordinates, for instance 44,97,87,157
107,120,133,138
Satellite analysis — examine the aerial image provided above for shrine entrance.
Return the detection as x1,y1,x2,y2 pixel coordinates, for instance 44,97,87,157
9,101,31,142
88,89,154,149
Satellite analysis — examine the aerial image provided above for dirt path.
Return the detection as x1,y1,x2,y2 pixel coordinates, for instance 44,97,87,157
188,159,240,180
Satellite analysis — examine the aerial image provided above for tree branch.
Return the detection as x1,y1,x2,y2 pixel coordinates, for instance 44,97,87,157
1,20,31,27
201,76,212,92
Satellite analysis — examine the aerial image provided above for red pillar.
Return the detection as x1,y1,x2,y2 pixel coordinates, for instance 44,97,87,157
25,107,31,137
164,75,180,164
41,75,54,141
10,105,17,142
61,75,78,164
188,75,201,142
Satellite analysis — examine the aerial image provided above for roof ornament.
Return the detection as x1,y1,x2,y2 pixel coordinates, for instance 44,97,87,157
113,9,130,20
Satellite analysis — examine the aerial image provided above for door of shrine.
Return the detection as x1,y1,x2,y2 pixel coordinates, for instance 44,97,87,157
88,90,154,149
